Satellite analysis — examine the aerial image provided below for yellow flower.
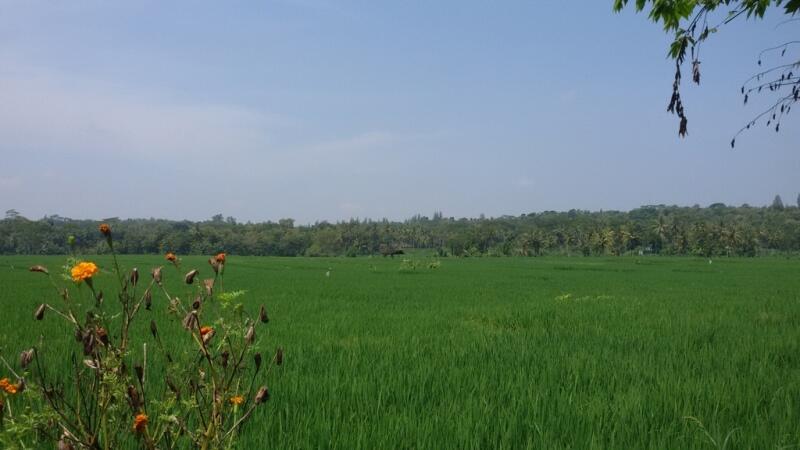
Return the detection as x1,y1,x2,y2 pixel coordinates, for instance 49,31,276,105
71,262,99,283
132,413,148,433
229,395,244,406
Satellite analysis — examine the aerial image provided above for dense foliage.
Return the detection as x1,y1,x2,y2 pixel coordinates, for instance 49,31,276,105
3,202,800,257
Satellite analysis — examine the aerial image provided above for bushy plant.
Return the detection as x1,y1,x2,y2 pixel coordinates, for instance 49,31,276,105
0,224,281,449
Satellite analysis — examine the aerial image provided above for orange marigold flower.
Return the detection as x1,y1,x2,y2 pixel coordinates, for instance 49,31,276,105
132,413,148,433
99,223,111,237
71,262,99,283
215,252,226,263
0,378,9,389
165,252,177,262
199,326,213,337
229,395,244,406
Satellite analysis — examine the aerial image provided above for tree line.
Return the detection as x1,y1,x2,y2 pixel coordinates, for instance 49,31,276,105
3,199,800,257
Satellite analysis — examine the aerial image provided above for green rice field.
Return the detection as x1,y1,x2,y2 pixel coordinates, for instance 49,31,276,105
1,255,799,449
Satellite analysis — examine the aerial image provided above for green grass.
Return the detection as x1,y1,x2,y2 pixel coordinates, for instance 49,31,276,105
1,255,799,449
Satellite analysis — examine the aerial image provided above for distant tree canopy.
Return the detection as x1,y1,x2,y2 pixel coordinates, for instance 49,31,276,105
613,0,800,142
2,203,800,257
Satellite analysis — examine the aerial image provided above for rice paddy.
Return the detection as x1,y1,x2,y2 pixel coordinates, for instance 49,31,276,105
1,255,799,449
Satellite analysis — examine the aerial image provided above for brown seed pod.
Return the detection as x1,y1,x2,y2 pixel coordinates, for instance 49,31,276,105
134,364,144,384
144,289,152,310
130,268,139,286
245,325,255,345
19,349,34,369
254,352,262,371
208,258,220,274
149,320,158,338
96,327,109,346
182,312,198,331
203,279,214,296
82,333,95,355
275,347,284,366
221,350,230,368
29,265,49,274
255,386,270,404
192,297,201,311
34,304,46,320
259,305,269,324
58,438,75,450
184,269,199,285
127,384,141,411
151,266,163,284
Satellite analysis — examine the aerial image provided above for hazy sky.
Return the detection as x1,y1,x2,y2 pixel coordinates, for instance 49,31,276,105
1,1,798,223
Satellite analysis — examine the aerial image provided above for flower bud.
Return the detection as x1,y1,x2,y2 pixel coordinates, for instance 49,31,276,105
144,289,152,310
254,352,262,371
275,347,284,366
151,267,163,284
221,350,230,368
192,297,201,311
203,279,214,296
149,320,158,338
208,258,220,274
99,223,111,237
130,268,139,287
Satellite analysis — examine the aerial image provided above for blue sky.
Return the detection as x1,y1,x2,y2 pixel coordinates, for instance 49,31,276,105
1,1,798,223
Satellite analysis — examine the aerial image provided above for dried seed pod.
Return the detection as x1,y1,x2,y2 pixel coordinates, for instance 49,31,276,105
149,320,158,338
127,384,141,411
203,279,214,296
182,312,198,331
202,328,215,345
221,350,230,368
208,258,220,274
151,266,163,284
34,304,46,320
275,347,284,366
58,438,75,450
192,297,201,311
134,364,144,384
83,359,99,370
255,386,270,404
96,327,109,346
259,305,269,324
82,332,96,355
254,352,262,371
245,325,255,345
19,349,34,369
130,268,139,286
29,265,49,274
144,289,152,310
184,269,199,284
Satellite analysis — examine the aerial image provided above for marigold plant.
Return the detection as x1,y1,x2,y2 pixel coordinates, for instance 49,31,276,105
0,224,281,449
